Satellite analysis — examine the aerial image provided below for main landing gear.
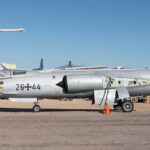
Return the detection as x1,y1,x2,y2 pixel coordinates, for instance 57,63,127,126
32,102,41,112
121,100,134,112
114,99,134,112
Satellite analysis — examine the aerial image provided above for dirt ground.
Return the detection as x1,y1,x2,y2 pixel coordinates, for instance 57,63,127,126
0,99,150,150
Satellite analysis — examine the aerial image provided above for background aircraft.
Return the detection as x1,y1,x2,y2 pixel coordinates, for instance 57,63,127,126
0,28,24,32
56,60,107,70
0,58,44,76
56,60,80,69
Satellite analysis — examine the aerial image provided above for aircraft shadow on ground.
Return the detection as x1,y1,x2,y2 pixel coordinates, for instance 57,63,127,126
0,108,119,113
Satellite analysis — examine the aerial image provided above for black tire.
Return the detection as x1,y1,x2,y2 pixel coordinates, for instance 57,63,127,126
33,105,41,112
121,100,134,112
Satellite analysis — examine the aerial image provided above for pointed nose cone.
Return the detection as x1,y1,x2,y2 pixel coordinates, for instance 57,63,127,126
56,76,68,92
56,81,64,88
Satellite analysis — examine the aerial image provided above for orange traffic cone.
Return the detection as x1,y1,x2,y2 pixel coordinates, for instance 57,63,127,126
104,103,110,115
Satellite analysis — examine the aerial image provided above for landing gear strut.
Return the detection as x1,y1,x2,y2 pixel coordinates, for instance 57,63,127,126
113,105,121,111
33,102,41,112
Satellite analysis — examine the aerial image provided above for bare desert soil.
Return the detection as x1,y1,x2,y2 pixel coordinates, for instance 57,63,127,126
0,99,149,150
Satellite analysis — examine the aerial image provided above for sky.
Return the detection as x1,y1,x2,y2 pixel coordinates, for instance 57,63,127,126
0,0,150,69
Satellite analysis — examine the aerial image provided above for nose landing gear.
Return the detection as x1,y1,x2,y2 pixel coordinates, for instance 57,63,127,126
33,102,41,112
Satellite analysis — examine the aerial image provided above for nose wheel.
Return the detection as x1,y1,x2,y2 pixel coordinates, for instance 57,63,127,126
33,104,41,112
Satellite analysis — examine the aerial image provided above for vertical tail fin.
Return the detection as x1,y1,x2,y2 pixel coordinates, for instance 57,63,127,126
33,58,44,70
40,58,44,70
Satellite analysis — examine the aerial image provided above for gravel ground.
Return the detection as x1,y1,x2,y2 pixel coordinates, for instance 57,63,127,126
0,108,150,150
0,99,150,150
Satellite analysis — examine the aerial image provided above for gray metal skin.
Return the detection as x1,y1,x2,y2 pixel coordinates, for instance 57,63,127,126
1,68,150,100
0,71,8,77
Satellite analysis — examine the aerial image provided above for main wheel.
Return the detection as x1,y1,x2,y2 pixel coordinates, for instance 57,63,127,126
33,105,41,112
121,100,134,112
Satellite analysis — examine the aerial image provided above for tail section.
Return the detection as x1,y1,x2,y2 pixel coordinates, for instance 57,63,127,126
33,58,44,70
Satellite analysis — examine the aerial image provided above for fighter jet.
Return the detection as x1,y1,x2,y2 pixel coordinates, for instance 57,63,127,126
0,65,150,112
0,28,25,32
